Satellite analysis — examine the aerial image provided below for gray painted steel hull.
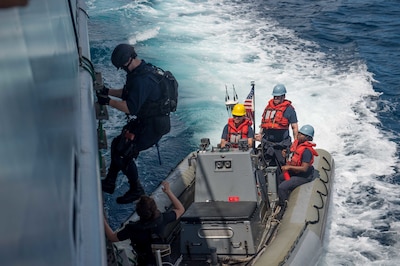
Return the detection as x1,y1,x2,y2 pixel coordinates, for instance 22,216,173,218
0,1,106,265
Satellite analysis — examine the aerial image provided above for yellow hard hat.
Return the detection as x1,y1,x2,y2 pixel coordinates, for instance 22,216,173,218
232,104,246,116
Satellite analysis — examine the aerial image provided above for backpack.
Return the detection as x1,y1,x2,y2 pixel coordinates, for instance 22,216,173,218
147,65,179,114
157,68,178,113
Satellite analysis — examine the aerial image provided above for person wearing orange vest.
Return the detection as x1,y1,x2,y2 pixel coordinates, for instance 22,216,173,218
277,124,318,207
220,103,254,148
255,84,298,166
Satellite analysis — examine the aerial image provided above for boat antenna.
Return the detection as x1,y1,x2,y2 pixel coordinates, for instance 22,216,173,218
225,85,229,114
232,84,238,102
225,84,239,117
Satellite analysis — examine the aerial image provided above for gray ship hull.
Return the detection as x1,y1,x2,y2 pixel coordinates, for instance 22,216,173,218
0,1,106,265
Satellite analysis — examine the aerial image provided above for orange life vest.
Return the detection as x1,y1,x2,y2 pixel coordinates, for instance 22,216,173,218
227,118,251,147
261,99,292,130
288,139,318,166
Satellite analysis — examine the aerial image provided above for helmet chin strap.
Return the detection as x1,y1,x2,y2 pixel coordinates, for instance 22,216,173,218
122,56,133,73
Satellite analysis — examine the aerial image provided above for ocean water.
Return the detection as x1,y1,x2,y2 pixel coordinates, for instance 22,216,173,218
87,0,400,265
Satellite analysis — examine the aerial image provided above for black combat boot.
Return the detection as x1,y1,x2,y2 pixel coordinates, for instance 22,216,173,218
275,200,287,220
116,180,145,204
101,178,116,194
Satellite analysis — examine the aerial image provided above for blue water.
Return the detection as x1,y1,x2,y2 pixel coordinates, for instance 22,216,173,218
87,0,400,264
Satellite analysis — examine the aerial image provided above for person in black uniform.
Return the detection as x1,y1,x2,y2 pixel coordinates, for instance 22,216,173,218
97,44,171,204
104,181,185,265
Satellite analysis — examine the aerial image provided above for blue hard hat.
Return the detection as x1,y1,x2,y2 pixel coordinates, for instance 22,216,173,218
299,124,314,138
272,84,287,96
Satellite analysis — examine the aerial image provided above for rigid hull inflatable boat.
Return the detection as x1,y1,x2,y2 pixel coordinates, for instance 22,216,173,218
110,139,334,266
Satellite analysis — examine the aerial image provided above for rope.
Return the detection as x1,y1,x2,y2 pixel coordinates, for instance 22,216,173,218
80,55,96,81
306,155,331,225
278,154,333,265
67,0,97,81
67,0,96,82
79,6,89,19
156,142,162,165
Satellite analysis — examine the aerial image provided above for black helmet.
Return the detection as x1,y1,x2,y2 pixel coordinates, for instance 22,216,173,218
111,44,137,69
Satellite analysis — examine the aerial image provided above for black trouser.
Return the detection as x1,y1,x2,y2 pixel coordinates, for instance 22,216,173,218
105,116,170,186
277,172,313,205
105,136,139,186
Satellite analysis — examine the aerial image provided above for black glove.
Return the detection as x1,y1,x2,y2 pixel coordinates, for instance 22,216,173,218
97,92,110,105
100,85,109,95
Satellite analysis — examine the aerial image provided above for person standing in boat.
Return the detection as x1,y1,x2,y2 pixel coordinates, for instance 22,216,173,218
103,181,185,265
255,84,298,167
97,43,172,204
278,124,318,207
220,103,254,149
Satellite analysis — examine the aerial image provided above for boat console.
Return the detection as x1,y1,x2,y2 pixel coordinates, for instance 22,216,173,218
180,139,267,258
